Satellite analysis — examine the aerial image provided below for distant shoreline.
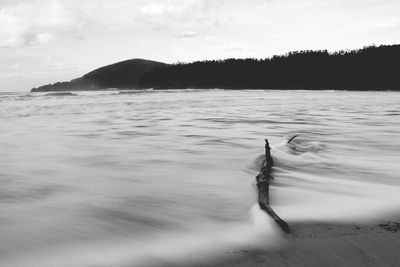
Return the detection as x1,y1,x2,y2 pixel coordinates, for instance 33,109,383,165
29,88,400,93
31,44,400,92
31,45,400,92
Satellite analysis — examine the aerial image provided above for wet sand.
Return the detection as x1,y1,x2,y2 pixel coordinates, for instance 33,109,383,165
147,215,400,267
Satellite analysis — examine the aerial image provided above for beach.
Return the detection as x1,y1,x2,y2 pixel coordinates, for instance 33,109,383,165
143,216,400,267
223,219,400,267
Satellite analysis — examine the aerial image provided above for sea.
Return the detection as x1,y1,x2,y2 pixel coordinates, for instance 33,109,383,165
1,89,400,266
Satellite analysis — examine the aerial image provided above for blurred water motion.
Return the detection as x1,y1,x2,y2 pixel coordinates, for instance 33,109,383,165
1,90,400,266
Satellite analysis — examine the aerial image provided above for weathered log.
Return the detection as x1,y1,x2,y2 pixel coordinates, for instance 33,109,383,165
287,135,298,144
256,139,290,233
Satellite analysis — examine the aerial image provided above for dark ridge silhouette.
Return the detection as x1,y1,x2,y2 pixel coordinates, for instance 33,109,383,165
82,58,169,88
31,45,400,92
31,59,169,92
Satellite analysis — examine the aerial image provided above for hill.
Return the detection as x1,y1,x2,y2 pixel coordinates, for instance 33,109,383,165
31,45,400,92
31,59,169,92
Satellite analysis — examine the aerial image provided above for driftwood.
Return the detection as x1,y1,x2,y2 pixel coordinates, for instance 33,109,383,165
256,139,290,233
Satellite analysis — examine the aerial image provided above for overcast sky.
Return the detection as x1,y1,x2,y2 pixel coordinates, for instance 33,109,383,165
0,0,399,91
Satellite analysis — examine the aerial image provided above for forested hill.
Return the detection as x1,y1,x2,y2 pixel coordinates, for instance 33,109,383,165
140,45,399,90
31,45,399,92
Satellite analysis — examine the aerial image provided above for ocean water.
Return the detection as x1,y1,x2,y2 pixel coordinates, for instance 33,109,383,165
1,89,400,266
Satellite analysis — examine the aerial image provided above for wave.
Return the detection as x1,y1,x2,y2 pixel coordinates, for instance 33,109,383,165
2,90,400,266
44,92,78,96
258,136,400,223
2,211,283,267
118,90,153,95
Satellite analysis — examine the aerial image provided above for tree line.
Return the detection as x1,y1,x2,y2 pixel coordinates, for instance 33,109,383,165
140,44,399,90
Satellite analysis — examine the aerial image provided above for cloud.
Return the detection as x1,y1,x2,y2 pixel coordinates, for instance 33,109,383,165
176,31,199,39
137,0,231,27
0,0,233,47
139,0,226,17
374,18,400,29
140,2,185,16
0,0,82,47
33,32,55,45
209,43,246,52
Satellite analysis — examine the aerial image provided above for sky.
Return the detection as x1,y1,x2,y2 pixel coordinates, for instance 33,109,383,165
0,0,399,91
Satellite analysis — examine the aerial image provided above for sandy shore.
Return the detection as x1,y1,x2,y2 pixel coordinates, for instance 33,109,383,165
144,215,400,267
